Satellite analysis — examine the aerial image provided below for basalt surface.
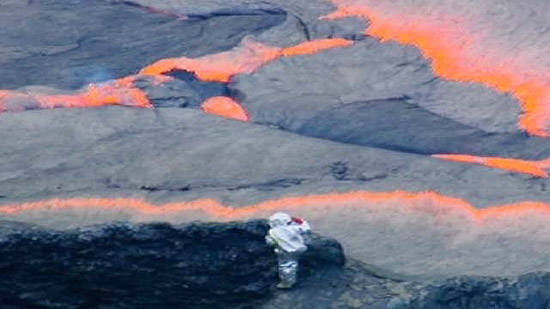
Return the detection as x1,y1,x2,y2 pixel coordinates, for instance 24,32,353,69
2,0,550,307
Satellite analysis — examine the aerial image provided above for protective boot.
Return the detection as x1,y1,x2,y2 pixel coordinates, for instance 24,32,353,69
277,253,298,289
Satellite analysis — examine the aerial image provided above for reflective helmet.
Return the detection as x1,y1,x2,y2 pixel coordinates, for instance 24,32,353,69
268,212,292,227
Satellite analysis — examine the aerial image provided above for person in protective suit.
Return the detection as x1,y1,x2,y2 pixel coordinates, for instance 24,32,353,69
265,212,311,289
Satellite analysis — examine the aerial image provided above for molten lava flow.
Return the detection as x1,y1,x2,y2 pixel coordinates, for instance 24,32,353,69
1,191,550,225
140,38,353,83
0,38,352,116
324,1,550,136
0,78,152,112
0,90,9,112
281,38,353,57
433,154,550,178
140,40,282,82
201,96,250,122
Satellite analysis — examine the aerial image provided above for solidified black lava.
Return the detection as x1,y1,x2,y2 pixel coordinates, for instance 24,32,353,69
2,219,550,308
0,220,344,309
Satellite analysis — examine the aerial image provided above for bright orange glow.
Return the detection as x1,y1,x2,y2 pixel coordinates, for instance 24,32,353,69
0,90,9,112
140,38,353,83
0,78,152,112
1,191,549,225
433,154,550,178
324,2,550,136
201,96,250,122
281,38,354,57
140,40,282,82
0,38,352,115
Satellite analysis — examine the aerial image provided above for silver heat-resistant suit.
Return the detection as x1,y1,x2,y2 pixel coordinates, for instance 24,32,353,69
266,212,311,288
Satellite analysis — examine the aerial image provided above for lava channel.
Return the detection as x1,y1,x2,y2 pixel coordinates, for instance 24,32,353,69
0,38,351,119
1,190,550,225
0,78,152,112
433,154,550,178
4,191,550,277
140,38,353,83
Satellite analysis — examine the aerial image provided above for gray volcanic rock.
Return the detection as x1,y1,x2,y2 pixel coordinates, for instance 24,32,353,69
263,261,550,309
123,0,367,45
133,72,230,108
129,0,530,136
0,0,285,90
234,39,550,159
2,0,550,306
2,107,550,279
0,107,547,208
406,273,550,309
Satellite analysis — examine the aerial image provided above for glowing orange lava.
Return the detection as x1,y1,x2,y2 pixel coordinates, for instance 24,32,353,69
433,154,550,178
0,90,9,112
281,38,353,57
201,96,250,122
1,191,550,225
324,2,550,136
140,40,281,82
140,38,353,83
0,78,152,112
0,38,352,118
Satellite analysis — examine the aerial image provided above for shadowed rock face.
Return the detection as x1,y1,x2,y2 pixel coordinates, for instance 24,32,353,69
0,220,344,308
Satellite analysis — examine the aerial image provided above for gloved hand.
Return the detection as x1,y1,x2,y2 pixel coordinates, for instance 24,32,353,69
274,247,281,254
265,235,276,246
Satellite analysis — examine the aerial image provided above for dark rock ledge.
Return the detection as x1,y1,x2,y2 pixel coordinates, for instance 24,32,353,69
0,220,343,308
2,220,550,309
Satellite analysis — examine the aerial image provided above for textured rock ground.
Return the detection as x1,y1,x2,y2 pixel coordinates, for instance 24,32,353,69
3,108,550,279
262,260,550,309
1,107,548,207
0,0,285,90
2,0,550,307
